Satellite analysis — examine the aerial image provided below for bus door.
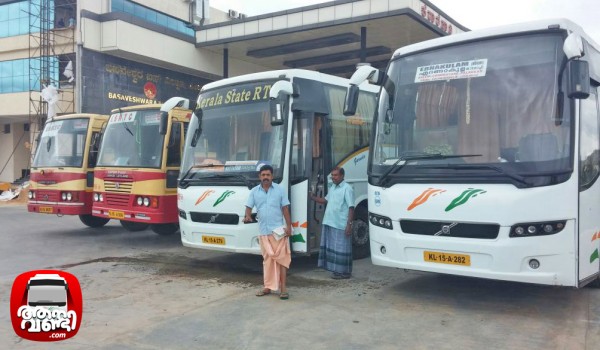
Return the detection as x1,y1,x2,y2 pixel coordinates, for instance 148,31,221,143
165,121,183,189
289,112,324,253
578,89,600,285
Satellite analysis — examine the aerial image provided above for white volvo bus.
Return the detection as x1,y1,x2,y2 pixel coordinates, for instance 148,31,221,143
178,69,377,258
344,19,600,287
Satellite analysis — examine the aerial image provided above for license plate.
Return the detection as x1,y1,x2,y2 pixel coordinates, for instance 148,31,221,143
39,206,53,214
108,210,125,219
202,235,225,245
424,251,471,266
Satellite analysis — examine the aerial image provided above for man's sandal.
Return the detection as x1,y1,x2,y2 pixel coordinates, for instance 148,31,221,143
256,289,271,297
279,292,289,300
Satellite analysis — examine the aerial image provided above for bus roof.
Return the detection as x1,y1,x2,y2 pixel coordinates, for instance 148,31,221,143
200,69,378,93
49,113,108,122
110,104,163,114
393,18,600,59
28,273,66,282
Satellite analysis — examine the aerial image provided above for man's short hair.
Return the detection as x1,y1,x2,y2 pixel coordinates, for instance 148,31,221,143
332,166,345,176
259,164,274,174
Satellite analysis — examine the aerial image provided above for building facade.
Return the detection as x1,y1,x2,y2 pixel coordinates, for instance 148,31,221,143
0,0,465,183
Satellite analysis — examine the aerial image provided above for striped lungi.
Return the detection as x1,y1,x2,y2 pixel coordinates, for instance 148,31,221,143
318,225,352,275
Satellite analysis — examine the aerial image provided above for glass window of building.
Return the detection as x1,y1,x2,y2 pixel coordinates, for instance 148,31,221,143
111,0,194,37
0,57,58,94
0,0,54,38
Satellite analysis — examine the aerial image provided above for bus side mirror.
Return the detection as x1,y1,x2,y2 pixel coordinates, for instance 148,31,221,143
269,80,293,126
190,108,203,147
343,84,360,116
567,60,590,99
270,97,284,126
159,111,168,135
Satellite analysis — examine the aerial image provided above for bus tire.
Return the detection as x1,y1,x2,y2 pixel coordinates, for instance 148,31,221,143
120,220,149,232
352,218,370,260
151,223,179,235
79,214,110,228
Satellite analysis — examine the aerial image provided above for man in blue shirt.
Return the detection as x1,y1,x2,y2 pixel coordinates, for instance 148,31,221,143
310,167,355,279
244,165,292,299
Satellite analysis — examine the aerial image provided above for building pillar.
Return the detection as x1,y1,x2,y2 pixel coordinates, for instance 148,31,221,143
360,27,367,63
223,48,229,78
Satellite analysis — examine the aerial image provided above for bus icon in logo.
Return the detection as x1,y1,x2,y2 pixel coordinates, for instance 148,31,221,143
27,274,68,311
10,270,82,342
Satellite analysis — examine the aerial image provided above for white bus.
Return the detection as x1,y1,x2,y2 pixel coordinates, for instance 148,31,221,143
344,19,600,287
27,274,68,312
178,69,378,258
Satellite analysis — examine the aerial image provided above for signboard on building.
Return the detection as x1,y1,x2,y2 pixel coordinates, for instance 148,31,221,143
81,49,210,114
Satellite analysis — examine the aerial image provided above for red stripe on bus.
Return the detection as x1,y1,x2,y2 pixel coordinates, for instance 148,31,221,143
30,172,87,182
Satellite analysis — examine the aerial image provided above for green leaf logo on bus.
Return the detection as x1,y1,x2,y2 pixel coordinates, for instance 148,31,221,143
213,190,235,207
444,188,487,212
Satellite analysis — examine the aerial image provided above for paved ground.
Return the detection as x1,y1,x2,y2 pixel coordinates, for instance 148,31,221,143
0,203,599,349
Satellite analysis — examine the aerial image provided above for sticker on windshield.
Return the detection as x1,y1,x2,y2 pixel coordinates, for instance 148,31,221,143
43,121,63,136
73,120,88,130
415,59,488,83
144,113,160,124
224,160,258,171
108,111,136,124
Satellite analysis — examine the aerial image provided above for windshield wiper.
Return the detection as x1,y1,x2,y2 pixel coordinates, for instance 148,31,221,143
378,152,482,187
122,123,133,136
428,164,531,187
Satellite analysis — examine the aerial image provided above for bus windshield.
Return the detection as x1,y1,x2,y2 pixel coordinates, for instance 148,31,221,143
181,97,285,183
28,285,67,307
97,109,165,168
32,118,89,168
373,33,572,187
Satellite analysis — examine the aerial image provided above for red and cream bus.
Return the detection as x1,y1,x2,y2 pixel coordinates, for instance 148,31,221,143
28,113,109,228
92,98,191,235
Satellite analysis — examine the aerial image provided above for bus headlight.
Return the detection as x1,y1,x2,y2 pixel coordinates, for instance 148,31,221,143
93,193,99,201
510,221,566,237
137,197,143,206
99,194,104,202
143,197,150,207
66,192,72,201
28,191,33,199
61,192,67,201
369,213,393,230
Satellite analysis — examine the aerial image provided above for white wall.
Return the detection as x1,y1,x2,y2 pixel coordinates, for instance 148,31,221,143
81,18,269,78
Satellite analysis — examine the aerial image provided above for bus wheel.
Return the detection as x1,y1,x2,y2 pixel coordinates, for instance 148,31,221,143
79,214,110,228
352,219,370,260
151,223,179,235
120,220,149,232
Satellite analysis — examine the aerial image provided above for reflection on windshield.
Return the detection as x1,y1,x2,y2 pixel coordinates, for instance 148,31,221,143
32,118,89,167
373,33,571,182
97,110,165,168
181,101,284,180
